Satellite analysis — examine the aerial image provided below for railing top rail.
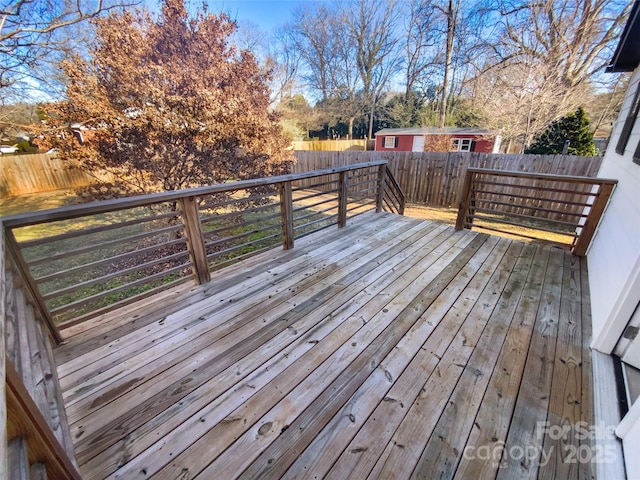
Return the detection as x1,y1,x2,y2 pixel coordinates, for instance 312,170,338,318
1,160,388,229
466,167,617,186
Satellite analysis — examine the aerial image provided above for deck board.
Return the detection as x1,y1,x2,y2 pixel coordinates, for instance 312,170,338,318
54,212,594,480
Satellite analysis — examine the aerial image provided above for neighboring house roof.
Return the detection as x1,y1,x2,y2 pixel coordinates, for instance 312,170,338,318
374,127,493,136
606,0,640,72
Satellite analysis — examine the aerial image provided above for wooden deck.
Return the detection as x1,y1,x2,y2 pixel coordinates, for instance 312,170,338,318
53,212,594,480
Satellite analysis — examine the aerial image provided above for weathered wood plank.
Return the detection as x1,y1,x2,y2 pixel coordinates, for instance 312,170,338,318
71,220,451,465
60,217,426,408
83,223,453,478
54,212,392,355
578,256,595,480
492,247,566,480
279,236,509,480
47,214,593,480
7,437,29,480
111,227,473,479
178,196,210,284
55,213,395,366
232,235,490,480
538,253,584,480
6,359,81,480
444,244,550,480
359,242,535,480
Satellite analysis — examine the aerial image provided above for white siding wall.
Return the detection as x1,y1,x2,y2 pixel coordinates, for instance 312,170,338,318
588,66,640,352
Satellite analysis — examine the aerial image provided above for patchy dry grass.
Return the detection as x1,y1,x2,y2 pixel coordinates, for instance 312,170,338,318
0,189,79,217
403,202,575,247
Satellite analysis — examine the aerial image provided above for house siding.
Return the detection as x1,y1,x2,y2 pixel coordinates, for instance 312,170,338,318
588,65,640,352
375,134,415,151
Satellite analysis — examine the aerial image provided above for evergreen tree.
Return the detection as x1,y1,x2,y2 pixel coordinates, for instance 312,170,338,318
525,107,596,155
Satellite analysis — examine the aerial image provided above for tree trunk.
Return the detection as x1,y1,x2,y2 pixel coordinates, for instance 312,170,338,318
439,0,454,129
368,90,377,140
348,117,354,140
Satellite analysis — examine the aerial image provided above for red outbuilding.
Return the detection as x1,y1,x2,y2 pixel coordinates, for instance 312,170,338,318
374,127,502,153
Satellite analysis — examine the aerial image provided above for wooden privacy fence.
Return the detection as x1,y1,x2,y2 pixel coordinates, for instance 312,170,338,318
0,153,115,197
292,139,367,151
455,168,617,256
293,151,603,208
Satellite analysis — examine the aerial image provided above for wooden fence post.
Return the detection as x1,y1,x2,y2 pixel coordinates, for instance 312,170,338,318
338,171,348,228
376,163,387,213
279,181,294,249
178,196,211,284
455,169,475,231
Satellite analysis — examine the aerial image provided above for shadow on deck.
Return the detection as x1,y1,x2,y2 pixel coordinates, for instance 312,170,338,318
55,212,593,479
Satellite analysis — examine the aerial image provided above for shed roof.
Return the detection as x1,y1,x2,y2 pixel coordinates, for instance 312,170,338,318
374,127,493,136
606,1,640,73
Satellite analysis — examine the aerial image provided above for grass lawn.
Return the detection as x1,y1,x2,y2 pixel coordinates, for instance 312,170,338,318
1,192,574,246
0,189,80,217
404,202,575,246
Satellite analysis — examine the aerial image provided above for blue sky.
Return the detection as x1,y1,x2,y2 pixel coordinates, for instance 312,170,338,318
205,0,299,31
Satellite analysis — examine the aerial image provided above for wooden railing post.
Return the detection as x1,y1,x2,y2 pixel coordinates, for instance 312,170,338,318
376,163,387,213
572,181,616,257
279,181,294,249
338,171,348,228
455,169,475,230
178,196,211,284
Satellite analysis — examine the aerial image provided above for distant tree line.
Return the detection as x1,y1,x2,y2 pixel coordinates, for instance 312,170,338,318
267,0,631,152
0,0,633,159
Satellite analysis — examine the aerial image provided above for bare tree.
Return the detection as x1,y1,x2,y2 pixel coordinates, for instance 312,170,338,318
436,0,457,127
289,3,339,102
343,0,401,138
403,0,441,97
493,0,631,91
267,25,302,106
0,0,139,98
468,0,632,150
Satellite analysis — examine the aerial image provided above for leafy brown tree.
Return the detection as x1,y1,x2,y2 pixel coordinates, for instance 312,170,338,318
46,0,292,197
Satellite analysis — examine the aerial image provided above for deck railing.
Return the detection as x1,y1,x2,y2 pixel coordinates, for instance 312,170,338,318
2,161,403,336
455,168,617,256
0,160,404,478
